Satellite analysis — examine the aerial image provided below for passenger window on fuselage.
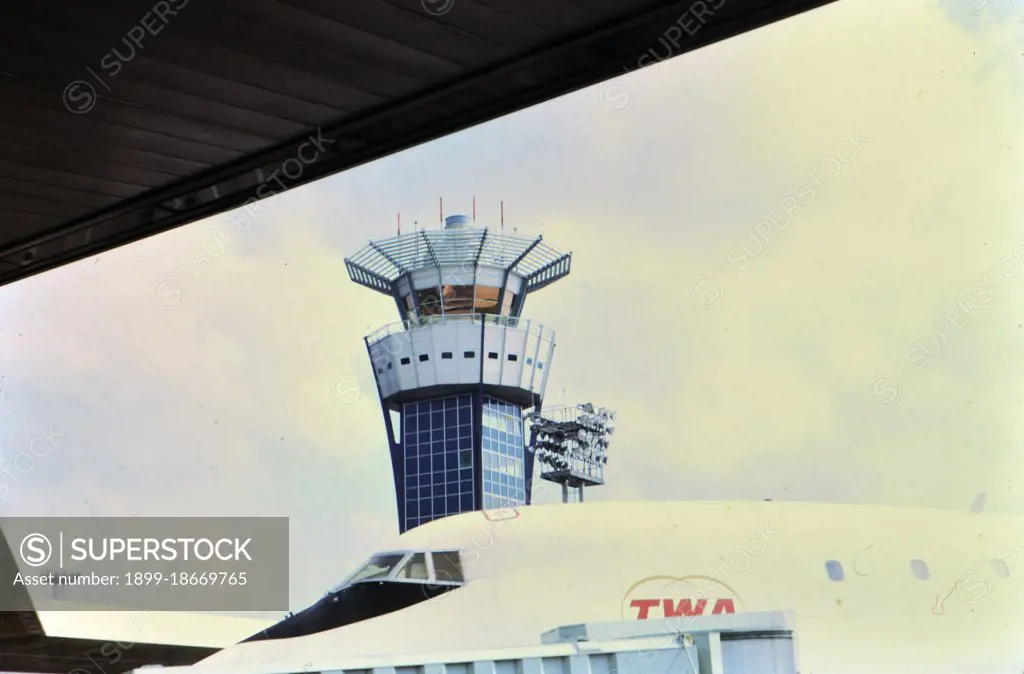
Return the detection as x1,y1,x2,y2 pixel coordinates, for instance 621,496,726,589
431,550,465,583
397,552,429,580
825,560,845,581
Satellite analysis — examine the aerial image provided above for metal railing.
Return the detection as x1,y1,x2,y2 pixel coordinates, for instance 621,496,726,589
537,459,606,483
366,312,551,344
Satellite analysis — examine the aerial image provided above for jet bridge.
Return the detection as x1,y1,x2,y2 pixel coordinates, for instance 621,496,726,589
140,611,797,674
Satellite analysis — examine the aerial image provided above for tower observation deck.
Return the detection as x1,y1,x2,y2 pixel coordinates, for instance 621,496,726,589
345,212,573,532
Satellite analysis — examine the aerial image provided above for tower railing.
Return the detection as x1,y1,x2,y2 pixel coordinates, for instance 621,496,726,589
366,313,552,344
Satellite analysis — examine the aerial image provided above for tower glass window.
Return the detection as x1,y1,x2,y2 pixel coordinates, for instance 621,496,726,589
501,291,517,315
440,285,476,313
409,285,516,317
475,286,501,314
416,288,443,315
402,394,474,531
481,396,526,509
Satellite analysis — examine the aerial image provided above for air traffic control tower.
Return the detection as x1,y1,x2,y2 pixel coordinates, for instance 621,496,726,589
344,212,575,532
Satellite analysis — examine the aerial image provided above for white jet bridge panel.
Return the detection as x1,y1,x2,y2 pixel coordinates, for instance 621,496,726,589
141,612,796,674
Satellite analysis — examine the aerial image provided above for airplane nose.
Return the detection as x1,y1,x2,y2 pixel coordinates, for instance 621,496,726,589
241,580,458,643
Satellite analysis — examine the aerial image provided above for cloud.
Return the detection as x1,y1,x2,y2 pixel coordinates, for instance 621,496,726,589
528,0,1023,511
0,193,404,606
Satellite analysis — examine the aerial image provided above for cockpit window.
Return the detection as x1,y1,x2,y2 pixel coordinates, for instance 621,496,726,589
431,550,464,583
346,553,407,584
244,549,467,643
397,552,429,580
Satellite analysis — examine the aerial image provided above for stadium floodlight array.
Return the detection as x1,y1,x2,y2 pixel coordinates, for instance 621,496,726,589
526,403,616,503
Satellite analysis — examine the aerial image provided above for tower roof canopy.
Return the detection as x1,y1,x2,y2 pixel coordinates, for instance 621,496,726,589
345,228,570,296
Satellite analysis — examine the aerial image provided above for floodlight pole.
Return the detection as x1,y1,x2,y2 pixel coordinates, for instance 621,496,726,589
532,403,614,506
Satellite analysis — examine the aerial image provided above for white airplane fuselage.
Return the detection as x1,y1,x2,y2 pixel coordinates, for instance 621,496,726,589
194,500,1024,674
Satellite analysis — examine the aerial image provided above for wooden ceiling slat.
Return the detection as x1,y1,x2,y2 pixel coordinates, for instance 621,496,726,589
0,0,840,287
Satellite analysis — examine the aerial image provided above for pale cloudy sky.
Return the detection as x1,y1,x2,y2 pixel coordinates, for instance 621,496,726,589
0,0,1022,613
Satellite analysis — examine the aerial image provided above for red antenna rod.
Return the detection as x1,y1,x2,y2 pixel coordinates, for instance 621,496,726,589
472,195,476,222
500,201,504,232
397,212,401,236
439,197,443,225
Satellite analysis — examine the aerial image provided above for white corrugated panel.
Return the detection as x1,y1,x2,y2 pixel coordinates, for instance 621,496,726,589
140,613,795,674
